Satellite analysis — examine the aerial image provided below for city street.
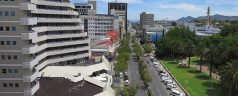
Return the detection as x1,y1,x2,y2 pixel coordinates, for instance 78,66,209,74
128,41,147,96
143,57,170,96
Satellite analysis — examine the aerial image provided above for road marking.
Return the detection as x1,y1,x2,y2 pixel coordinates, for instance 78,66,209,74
157,88,162,96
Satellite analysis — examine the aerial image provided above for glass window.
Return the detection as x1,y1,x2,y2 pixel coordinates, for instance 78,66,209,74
0,11,2,16
12,41,16,45
13,55,17,60
1,55,5,60
14,69,18,73
9,83,13,87
1,41,4,45
15,83,19,87
4,11,9,16
0,26,3,31
6,26,10,31
7,55,11,60
3,83,7,87
7,41,10,45
2,69,6,73
8,69,12,73
10,11,15,16
12,26,16,31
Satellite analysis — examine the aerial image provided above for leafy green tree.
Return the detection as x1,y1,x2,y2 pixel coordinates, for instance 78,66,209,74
144,43,153,53
219,60,238,96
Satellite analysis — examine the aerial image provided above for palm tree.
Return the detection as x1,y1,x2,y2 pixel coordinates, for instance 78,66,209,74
219,60,238,96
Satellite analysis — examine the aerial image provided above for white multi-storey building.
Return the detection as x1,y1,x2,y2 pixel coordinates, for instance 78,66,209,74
80,14,119,41
0,0,90,96
74,0,96,15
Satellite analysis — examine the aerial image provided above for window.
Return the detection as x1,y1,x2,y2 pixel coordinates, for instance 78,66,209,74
6,26,9,31
13,55,17,60
2,69,6,73
4,11,9,16
7,41,10,45
8,69,12,73
12,26,16,31
9,83,13,87
15,83,19,87
1,41,4,45
0,26,3,31
7,55,11,60
14,69,18,73
0,11,2,16
10,11,15,16
12,41,16,45
1,55,5,60
3,83,7,87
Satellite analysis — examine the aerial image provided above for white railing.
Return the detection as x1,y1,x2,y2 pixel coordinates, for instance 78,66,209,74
23,71,40,82
24,82,40,96
20,3,36,11
21,32,36,40
20,17,37,25
32,26,83,33
32,9,78,15
37,18,81,23
31,0,75,8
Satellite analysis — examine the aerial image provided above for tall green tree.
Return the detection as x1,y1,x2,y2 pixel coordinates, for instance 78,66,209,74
219,60,238,96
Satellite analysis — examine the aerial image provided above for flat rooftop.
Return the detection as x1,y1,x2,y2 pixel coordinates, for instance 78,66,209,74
37,77,103,96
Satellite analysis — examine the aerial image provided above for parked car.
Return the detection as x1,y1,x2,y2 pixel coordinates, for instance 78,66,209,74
167,82,177,90
125,80,129,86
119,72,124,79
161,76,171,82
164,79,173,85
171,88,182,96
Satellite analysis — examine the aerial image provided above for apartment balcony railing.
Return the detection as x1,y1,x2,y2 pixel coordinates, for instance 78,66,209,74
35,53,90,70
32,26,83,33
20,3,36,11
32,9,78,15
31,0,75,8
20,17,37,25
24,82,39,96
21,31,36,40
37,18,81,23
23,71,39,82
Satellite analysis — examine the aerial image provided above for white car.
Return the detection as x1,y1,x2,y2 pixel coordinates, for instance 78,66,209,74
161,76,171,82
167,82,177,90
171,88,181,96
164,79,173,84
125,80,129,86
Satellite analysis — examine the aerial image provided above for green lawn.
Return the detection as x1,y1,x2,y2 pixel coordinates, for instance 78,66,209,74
160,59,221,96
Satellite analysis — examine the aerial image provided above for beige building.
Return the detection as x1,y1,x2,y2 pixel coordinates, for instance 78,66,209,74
0,0,90,96
140,12,154,29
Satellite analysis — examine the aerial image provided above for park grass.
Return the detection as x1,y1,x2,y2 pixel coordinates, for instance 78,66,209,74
160,59,221,96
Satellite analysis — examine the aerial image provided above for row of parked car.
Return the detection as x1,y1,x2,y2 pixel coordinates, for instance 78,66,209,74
150,56,185,96
119,72,129,86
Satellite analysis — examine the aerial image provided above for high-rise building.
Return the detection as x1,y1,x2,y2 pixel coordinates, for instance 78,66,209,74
0,0,90,96
108,2,128,34
75,0,96,15
140,12,154,29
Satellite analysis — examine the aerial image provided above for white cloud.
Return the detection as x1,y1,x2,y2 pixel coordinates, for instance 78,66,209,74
159,3,203,13
98,0,143,4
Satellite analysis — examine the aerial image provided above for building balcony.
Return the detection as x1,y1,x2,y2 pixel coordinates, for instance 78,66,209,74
23,71,39,82
20,18,37,25
24,82,39,96
20,3,36,11
32,32,87,43
32,9,78,16
31,0,75,8
37,18,81,23
21,31,36,40
32,26,83,33
35,53,90,70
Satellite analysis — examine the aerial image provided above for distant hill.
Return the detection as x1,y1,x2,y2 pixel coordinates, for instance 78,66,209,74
178,14,238,22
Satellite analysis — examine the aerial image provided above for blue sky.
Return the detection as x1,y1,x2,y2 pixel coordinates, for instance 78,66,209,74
71,0,238,20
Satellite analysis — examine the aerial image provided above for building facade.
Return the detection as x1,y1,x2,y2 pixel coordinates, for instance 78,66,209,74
0,0,90,96
74,0,96,15
80,14,119,41
108,2,127,34
140,12,154,29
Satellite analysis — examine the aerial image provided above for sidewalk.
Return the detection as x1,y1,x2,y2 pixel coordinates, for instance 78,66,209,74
191,65,220,81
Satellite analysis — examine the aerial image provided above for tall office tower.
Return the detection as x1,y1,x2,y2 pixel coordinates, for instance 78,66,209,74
75,0,96,15
140,12,154,29
108,2,128,34
0,0,90,96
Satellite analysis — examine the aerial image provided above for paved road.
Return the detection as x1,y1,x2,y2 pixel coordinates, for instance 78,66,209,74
128,41,147,96
143,57,170,96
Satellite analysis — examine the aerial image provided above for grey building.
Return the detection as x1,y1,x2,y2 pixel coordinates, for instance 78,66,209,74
140,12,154,29
108,2,128,34
74,0,97,15
0,0,90,96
